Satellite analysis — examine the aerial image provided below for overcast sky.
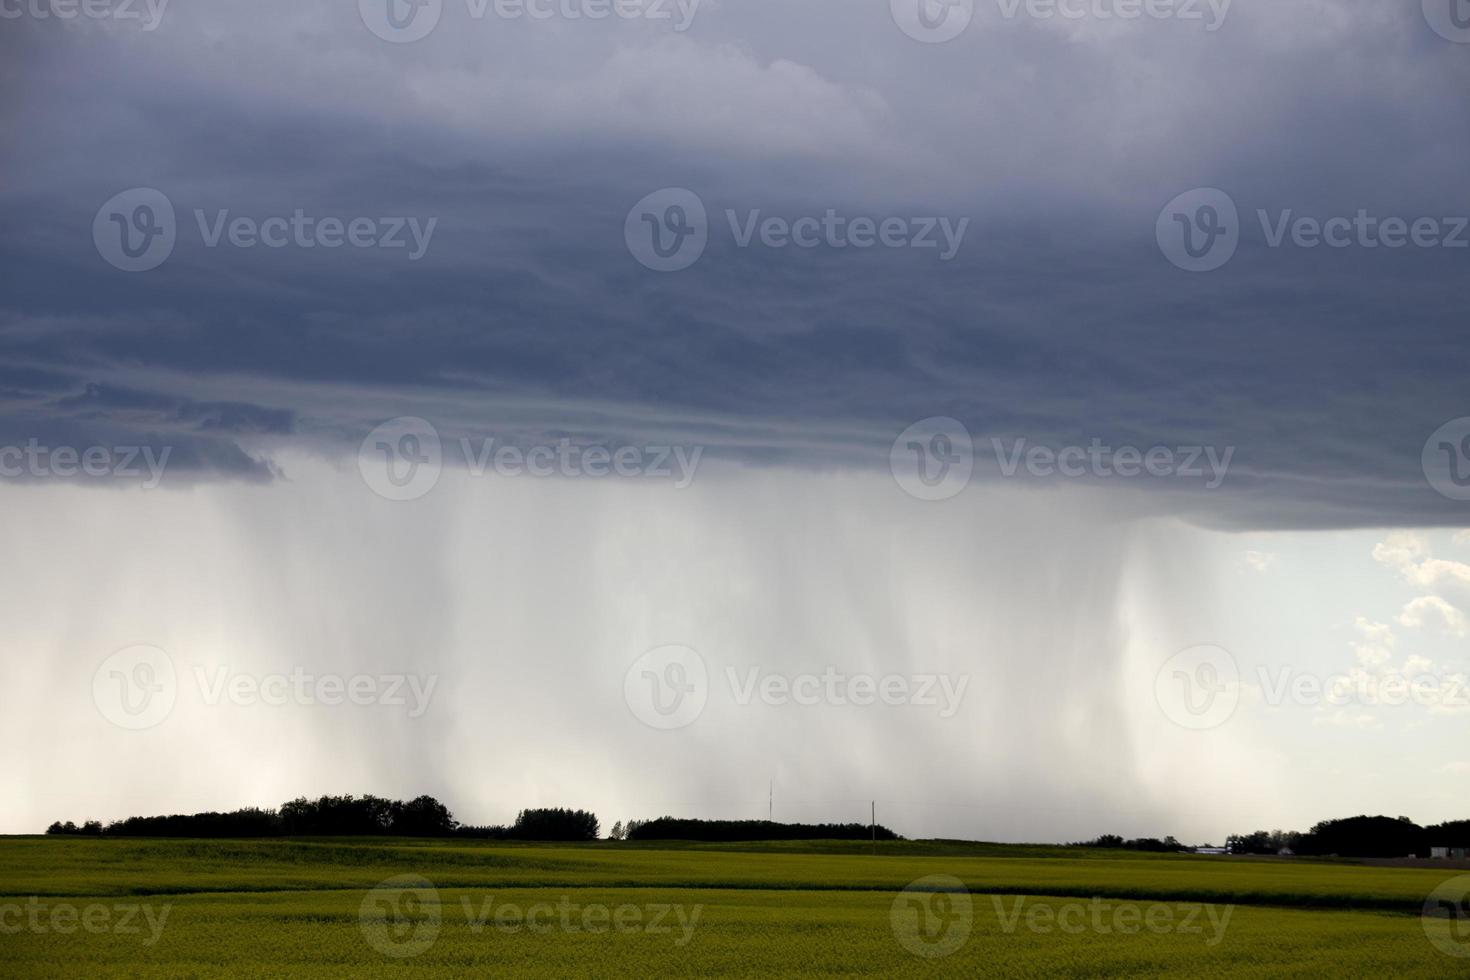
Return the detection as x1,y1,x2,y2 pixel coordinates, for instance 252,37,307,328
2,0,1468,840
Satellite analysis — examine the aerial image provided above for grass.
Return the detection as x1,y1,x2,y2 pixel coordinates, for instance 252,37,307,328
1,837,1467,977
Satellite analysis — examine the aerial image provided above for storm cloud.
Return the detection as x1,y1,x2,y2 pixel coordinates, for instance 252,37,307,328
2,0,1468,526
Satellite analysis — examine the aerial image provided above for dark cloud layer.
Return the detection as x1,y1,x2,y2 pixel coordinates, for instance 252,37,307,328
2,2,1468,527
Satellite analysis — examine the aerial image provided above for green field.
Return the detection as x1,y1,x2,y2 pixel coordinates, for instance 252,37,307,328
2,837,1468,977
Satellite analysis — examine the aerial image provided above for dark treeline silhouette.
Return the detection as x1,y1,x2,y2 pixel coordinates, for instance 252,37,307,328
54,800,1470,855
1073,834,1187,853
616,817,900,842
455,808,600,842
46,797,592,841
279,795,457,836
44,820,105,837
1228,815,1470,858
105,808,282,838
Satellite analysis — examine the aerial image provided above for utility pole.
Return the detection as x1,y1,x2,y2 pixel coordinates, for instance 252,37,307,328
871,801,876,856
768,781,772,823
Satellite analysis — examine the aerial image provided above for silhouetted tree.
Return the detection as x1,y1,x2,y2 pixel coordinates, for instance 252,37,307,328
1425,820,1470,849
1296,815,1423,858
507,808,600,841
1227,831,1275,855
1074,834,1186,853
390,796,457,836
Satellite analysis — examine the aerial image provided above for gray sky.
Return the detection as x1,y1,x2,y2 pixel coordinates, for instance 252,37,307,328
2,0,1469,839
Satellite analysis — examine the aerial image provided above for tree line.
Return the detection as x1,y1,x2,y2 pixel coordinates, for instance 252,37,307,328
1072,835,1188,853
1226,815,1470,858
608,817,900,842
46,803,897,844
46,797,599,841
53,800,1467,856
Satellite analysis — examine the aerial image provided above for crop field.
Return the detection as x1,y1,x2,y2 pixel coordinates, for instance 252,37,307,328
2,837,1468,977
